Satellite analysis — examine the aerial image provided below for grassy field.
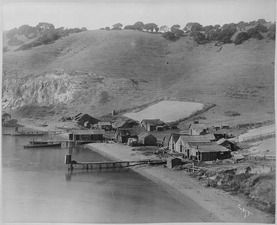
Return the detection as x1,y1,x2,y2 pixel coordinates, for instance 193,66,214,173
124,100,204,123
3,30,275,125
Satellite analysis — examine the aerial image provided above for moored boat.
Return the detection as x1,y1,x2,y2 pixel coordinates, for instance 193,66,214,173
24,141,61,148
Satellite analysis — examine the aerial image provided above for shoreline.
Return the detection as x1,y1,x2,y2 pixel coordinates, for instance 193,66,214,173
86,143,275,223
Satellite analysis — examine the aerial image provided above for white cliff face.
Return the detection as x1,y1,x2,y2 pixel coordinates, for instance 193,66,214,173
2,73,76,110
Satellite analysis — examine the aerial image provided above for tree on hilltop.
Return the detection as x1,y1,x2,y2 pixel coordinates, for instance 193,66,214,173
184,22,203,32
160,25,169,33
133,21,144,31
247,28,263,40
124,25,135,30
112,23,123,30
171,24,180,33
255,23,268,33
256,19,267,25
36,22,55,31
267,23,276,40
144,23,158,32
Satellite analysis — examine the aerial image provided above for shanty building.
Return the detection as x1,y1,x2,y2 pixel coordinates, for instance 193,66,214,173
188,123,208,135
189,143,231,161
115,128,138,143
141,119,165,132
2,113,11,122
167,158,182,169
138,133,157,146
69,129,105,142
175,135,210,155
168,133,181,152
216,138,240,151
97,122,112,131
75,113,100,128
112,119,138,130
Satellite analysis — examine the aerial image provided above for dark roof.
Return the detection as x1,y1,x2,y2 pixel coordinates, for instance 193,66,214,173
170,133,181,143
188,142,214,146
216,138,235,145
141,119,165,126
2,113,11,117
193,143,230,152
77,114,100,124
116,128,138,137
113,119,137,128
138,132,156,139
71,129,105,135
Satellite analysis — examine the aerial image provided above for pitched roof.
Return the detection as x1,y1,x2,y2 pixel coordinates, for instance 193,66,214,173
2,113,11,117
189,124,207,130
138,132,156,139
113,119,137,128
141,119,165,126
216,138,235,145
193,143,230,152
170,133,181,142
179,135,210,143
71,129,105,135
116,128,138,137
77,114,100,124
98,122,112,126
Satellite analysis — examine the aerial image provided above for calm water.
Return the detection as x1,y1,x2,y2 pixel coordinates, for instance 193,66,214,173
2,135,205,223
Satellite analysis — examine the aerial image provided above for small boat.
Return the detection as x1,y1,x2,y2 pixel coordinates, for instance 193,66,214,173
11,132,45,136
24,141,61,148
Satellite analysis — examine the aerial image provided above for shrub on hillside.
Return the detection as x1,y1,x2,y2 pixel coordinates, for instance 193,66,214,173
191,31,207,44
234,32,250,45
267,24,276,40
218,24,236,43
7,36,24,46
247,28,263,40
162,31,180,41
224,111,240,117
255,23,268,33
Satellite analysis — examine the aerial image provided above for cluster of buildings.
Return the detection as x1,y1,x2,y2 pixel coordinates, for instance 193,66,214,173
66,112,239,162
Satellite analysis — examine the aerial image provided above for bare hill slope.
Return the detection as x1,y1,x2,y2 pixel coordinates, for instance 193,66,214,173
2,30,275,125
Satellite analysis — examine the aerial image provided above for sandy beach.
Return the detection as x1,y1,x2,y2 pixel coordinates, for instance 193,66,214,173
86,142,275,223
13,119,275,223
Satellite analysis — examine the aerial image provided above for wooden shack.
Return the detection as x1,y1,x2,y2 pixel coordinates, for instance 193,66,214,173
138,133,157,146
167,158,182,169
69,129,105,142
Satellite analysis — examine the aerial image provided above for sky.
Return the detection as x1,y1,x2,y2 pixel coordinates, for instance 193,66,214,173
2,0,276,31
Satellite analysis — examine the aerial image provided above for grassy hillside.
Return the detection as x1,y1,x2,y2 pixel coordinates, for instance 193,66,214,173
3,30,275,125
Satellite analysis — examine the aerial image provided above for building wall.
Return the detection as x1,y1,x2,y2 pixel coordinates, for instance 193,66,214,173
169,138,178,152
142,135,157,146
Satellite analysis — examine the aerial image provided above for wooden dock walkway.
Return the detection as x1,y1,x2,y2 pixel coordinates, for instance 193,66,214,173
65,155,166,171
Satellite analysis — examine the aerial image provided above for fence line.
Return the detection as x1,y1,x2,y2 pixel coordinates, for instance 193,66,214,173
239,131,275,142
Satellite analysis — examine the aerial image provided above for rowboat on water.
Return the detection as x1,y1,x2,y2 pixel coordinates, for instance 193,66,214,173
24,141,61,148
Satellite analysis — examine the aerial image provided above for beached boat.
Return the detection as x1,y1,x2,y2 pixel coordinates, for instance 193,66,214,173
24,141,61,148
11,132,46,136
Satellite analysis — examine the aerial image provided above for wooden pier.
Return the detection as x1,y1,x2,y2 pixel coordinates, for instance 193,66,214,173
65,155,166,171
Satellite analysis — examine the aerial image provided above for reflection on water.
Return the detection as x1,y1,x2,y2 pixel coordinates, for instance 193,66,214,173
2,135,204,223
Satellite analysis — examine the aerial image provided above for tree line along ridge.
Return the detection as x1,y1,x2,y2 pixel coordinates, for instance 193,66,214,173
3,19,275,52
